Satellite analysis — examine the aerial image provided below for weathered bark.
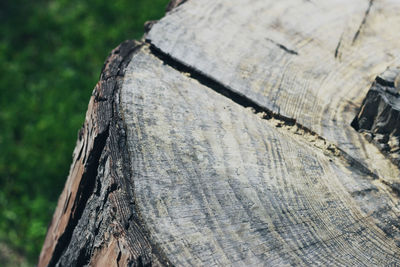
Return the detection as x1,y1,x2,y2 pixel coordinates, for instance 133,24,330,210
38,40,171,267
352,67,400,166
39,0,400,266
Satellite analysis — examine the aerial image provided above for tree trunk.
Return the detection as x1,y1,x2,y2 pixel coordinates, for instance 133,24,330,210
39,0,400,266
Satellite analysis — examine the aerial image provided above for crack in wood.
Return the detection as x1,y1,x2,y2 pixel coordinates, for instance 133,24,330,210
146,41,378,180
334,34,343,59
265,37,299,55
48,127,109,267
352,0,374,44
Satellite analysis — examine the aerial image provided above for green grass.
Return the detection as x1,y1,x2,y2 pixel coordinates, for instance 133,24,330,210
0,0,169,264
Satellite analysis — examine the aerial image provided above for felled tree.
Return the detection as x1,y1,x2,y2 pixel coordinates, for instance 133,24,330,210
39,0,400,265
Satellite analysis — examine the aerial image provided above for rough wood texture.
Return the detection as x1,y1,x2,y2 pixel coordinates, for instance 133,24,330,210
352,67,400,166
147,0,400,182
38,41,170,267
121,46,400,265
40,0,400,266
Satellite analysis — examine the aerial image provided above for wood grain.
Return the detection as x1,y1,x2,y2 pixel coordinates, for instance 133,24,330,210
120,45,400,266
39,1,400,265
147,0,400,182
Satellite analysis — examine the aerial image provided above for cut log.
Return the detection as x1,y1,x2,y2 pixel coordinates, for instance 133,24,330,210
39,0,400,266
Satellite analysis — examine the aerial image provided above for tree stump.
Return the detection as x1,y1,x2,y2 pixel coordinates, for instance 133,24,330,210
39,0,400,266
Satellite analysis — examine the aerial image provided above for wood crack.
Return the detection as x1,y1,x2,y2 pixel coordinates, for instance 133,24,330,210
48,126,109,267
334,34,343,59
352,0,374,44
146,41,378,180
266,37,299,55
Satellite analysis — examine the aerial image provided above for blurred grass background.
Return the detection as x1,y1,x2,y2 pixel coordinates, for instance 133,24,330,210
0,0,169,265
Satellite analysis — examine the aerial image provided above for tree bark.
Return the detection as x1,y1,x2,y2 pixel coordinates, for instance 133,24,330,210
39,0,400,266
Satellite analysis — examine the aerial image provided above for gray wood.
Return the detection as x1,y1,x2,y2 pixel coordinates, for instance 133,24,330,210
119,45,400,266
147,0,400,181
39,1,400,266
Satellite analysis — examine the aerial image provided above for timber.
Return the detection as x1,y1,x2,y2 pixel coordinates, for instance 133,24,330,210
39,0,400,266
